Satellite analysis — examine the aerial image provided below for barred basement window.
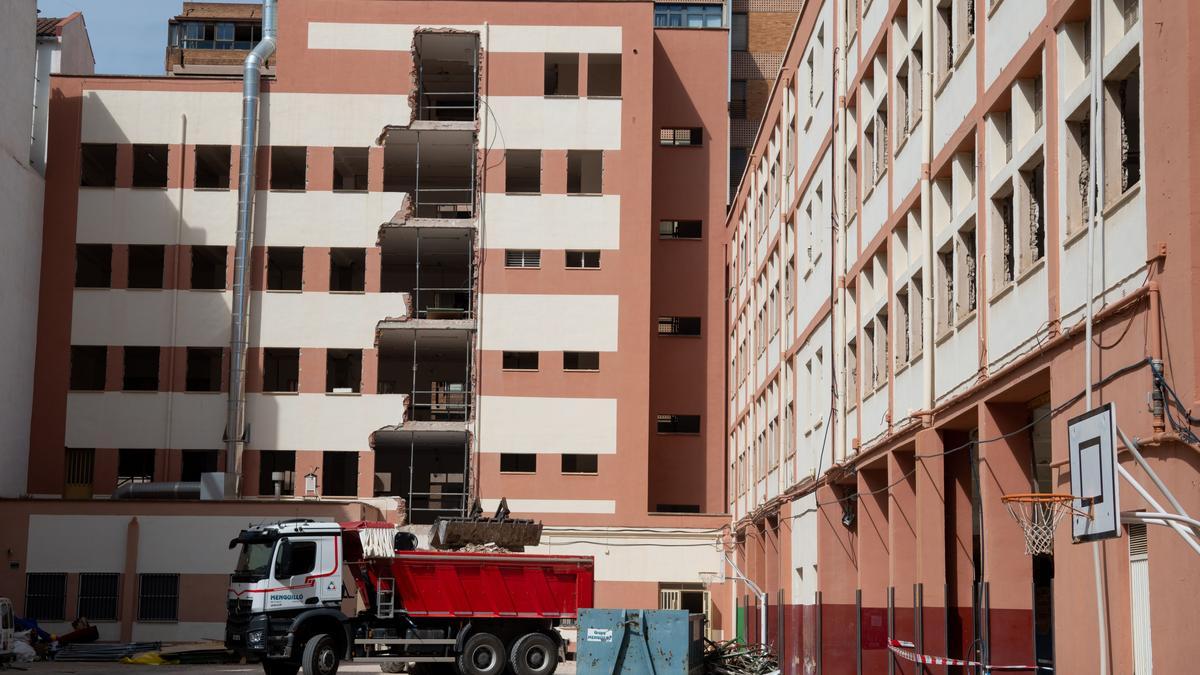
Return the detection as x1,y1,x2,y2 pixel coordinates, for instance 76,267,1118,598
659,220,702,239
138,574,179,621
78,573,120,621
24,573,66,621
659,128,703,146
504,249,540,268
64,448,95,498
657,414,701,434
561,454,598,474
502,351,539,370
657,316,701,336
500,454,536,473
565,250,600,268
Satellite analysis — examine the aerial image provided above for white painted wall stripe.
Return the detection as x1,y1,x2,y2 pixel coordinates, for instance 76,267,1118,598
478,294,617,352
482,96,621,150
477,395,617,455
481,498,616,515
481,194,620,250
307,23,622,53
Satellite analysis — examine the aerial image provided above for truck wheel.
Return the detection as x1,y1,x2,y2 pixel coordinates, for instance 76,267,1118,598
508,633,558,675
302,633,340,675
263,662,300,675
456,632,506,675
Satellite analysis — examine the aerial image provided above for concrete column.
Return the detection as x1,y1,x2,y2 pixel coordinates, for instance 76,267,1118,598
167,143,186,189
361,348,379,395
110,245,129,290
241,450,261,497
914,427,947,669
119,517,139,642
249,246,267,291
115,144,133,188
858,467,890,673
299,347,326,394
816,481,858,670
367,146,385,193
541,150,567,194
105,346,124,391
307,147,334,191
255,146,271,191
365,247,382,293
304,247,331,292
889,449,918,673
294,450,323,496
357,451,375,498
93,448,119,497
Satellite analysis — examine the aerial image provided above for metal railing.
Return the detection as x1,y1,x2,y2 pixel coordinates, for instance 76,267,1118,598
416,91,477,122
413,186,475,219
414,286,472,319
408,389,473,422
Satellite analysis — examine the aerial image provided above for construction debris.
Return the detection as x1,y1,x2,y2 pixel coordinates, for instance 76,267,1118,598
702,639,780,675
431,498,542,551
54,642,161,662
455,542,509,553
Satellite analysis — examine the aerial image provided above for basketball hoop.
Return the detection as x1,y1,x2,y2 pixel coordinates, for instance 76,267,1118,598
1002,493,1091,556
698,572,722,589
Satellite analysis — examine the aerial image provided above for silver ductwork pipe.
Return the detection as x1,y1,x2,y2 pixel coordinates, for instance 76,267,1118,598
226,0,278,496
111,482,201,500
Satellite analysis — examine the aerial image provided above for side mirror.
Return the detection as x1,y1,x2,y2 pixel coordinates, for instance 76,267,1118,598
273,539,292,579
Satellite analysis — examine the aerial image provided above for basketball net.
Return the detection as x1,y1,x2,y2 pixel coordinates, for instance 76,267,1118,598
1001,493,1088,556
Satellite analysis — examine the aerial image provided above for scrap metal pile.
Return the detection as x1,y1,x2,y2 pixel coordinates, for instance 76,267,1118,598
703,639,780,675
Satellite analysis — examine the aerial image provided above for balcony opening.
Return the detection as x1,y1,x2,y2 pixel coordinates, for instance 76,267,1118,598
75,244,112,288
544,53,579,96
563,351,599,371
185,347,222,392
123,347,160,391
502,351,538,370
258,450,295,496
380,228,473,319
132,144,169,188
267,246,303,291
505,150,541,193
378,328,471,421
567,150,602,194
322,452,358,497
587,54,621,97
659,220,703,240
562,454,598,474
70,345,107,391
501,453,536,473
270,146,307,190
128,244,165,289
657,414,702,434
194,145,231,189
658,316,701,336
190,245,227,290
374,430,469,524
181,450,218,482
414,31,479,121
333,147,369,191
80,143,117,187
326,349,363,393
383,129,475,218
263,348,299,393
117,449,155,486
329,247,366,292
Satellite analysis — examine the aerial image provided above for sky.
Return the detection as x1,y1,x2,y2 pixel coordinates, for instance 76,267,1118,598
36,0,251,76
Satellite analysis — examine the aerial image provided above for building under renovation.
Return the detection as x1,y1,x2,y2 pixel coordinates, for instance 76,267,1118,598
2,0,733,642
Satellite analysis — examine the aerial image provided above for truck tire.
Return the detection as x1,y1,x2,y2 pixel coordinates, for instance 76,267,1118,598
262,662,300,675
508,633,558,675
456,632,506,675
301,633,340,675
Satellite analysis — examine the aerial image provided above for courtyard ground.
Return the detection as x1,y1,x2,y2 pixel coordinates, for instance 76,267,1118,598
14,662,579,675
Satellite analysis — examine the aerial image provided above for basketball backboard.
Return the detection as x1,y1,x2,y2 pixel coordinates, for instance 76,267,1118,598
1068,403,1121,542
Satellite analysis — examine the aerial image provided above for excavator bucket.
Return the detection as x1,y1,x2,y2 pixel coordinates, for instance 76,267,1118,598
431,498,543,551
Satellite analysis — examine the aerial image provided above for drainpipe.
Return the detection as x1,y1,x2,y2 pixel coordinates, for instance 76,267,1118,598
832,3,849,467
226,0,278,495
920,0,935,414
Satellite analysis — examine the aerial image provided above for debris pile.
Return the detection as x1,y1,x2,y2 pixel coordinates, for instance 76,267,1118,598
55,642,161,662
455,542,509,553
703,639,780,675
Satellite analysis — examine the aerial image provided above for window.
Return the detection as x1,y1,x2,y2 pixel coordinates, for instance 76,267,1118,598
267,247,303,291
847,338,858,398
24,573,66,621
936,244,955,335
264,348,299,393
117,448,155,486
659,128,703,146
544,53,579,96
330,248,365,292
588,54,621,96
123,346,160,391
1104,66,1141,201
505,249,541,268
185,347,222,392
659,220,702,239
70,345,107,390
957,222,977,315
730,80,747,120
138,574,179,621
731,13,748,51
505,150,541,193
181,450,218,482
895,286,910,366
126,244,165,289
194,145,231,189
322,451,358,496
215,22,235,48
873,310,889,390
326,349,362,393
78,573,120,621
1019,161,1046,271
64,448,95,498
259,450,295,496
190,246,227,290
270,146,307,190
500,453,536,473
656,504,701,513
658,316,701,336
654,3,722,28
1065,114,1092,236
563,351,599,371
562,454,598,474
502,351,539,370
566,250,600,268
657,414,701,434
76,244,112,288
275,540,318,578
132,144,169,188
567,150,603,194
80,143,117,187
332,147,369,191
992,191,1015,286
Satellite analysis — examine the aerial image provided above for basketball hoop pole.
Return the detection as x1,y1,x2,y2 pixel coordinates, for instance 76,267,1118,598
722,552,768,647
1114,429,1200,556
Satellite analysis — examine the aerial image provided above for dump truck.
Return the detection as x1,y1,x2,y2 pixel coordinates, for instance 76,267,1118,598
224,519,593,675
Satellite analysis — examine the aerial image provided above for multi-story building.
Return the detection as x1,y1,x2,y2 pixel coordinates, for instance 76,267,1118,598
3,0,733,642
165,2,270,76
726,0,1197,672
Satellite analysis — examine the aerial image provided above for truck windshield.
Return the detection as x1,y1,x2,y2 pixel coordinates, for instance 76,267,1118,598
233,541,276,581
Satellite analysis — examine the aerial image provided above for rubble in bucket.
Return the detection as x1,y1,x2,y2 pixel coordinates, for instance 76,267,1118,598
430,498,542,551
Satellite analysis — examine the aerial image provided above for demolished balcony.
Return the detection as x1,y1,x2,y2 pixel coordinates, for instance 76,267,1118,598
382,128,476,220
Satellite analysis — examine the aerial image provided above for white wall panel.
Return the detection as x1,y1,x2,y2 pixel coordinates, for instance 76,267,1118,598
985,0,1043,89
476,395,617,455
307,23,622,53
136,515,331,574
26,515,129,573
933,50,977,151
478,294,618,351
536,528,720,582
482,96,621,150
934,318,979,401
482,499,616,515
482,194,620,249
987,266,1049,369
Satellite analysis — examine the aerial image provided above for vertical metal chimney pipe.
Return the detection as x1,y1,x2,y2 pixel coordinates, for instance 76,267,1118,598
226,0,277,495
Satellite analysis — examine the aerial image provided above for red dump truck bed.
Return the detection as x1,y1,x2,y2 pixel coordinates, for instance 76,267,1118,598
347,550,595,620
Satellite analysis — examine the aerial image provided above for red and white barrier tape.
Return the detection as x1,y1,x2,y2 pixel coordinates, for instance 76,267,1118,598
887,638,1053,672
